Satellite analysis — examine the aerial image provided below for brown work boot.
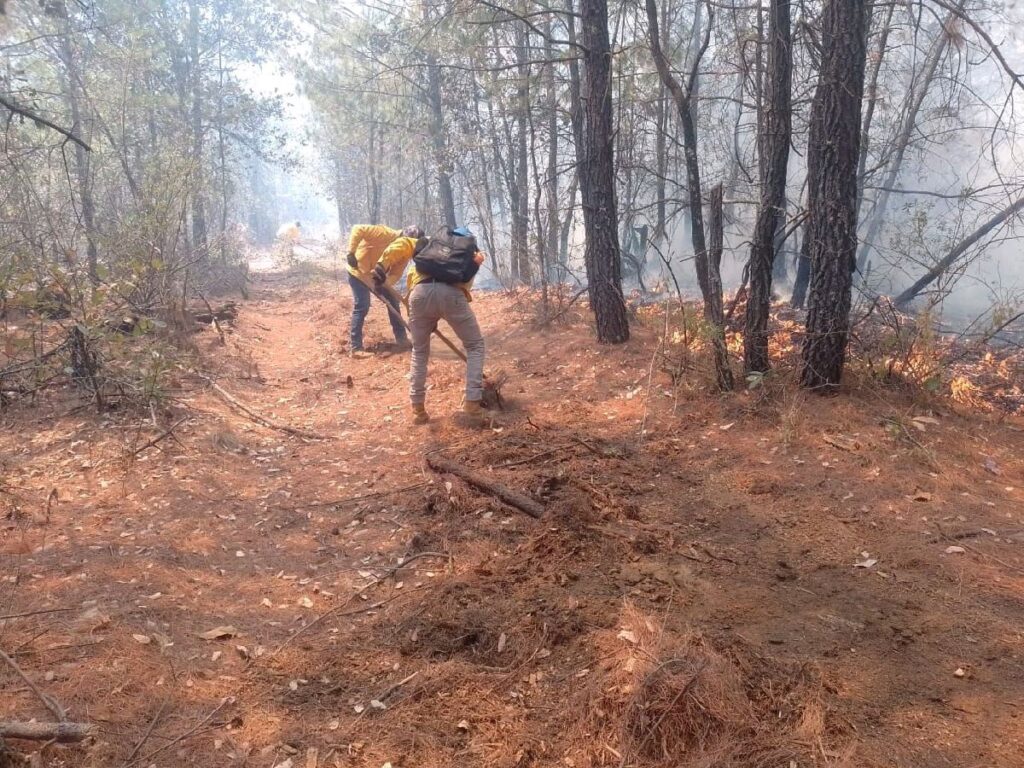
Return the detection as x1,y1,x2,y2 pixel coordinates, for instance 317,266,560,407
411,403,429,425
455,399,485,429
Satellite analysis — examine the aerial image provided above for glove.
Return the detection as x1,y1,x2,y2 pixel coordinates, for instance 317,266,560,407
371,263,387,286
346,252,358,269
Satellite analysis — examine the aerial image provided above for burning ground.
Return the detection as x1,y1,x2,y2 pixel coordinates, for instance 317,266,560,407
2,267,1024,767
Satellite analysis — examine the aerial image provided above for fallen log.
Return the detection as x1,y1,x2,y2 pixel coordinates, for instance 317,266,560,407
426,455,544,519
198,374,334,441
0,722,93,743
192,301,238,324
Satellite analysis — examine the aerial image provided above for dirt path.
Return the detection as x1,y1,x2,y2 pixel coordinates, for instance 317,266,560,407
2,268,1024,767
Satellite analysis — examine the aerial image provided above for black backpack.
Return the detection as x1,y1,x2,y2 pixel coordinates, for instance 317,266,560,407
413,227,481,284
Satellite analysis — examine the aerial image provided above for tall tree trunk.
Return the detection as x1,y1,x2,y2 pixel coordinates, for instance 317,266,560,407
646,0,732,389
544,24,560,287
558,176,578,269
654,86,668,247
423,1,456,229
854,0,895,217
645,0,710,300
578,0,629,343
55,4,98,283
790,224,811,308
470,69,500,265
188,0,208,258
566,0,586,274
333,152,346,234
367,118,381,223
743,0,792,374
707,184,734,389
511,23,532,284
216,3,229,262
800,0,869,390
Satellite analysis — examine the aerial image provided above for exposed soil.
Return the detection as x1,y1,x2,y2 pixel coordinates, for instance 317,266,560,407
2,263,1024,768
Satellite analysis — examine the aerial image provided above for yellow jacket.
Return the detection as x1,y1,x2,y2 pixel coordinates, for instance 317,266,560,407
346,224,400,277
377,236,419,287
407,252,485,302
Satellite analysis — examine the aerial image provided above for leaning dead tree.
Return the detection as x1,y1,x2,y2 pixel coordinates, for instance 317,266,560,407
893,194,1024,308
856,3,963,273
645,0,732,390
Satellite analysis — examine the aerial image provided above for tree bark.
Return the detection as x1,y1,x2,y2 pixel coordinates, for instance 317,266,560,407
543,24,560,287
188,0,208,258
893,195,1024,308
799,0,869,390
743,0,792,373
646,0,733,389
854,0,895,219
644,0,712,302
790,225,811,308
367,117,381,223
511,22,532,284
333,152,346,234
55,2,98,282
578,0,629,343
423,0,456,229
708,184,734,390
0,722,94,743
426,455,544,518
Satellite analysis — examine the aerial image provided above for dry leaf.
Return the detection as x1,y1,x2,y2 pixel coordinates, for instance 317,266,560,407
953,667,966,678
299,596,314,608
617,629,637,644
497,633,507,654
854,557,878,569
132,633,151,644
913,491,932,502
199,625,237,640
944,546,966,555
456,719,470,731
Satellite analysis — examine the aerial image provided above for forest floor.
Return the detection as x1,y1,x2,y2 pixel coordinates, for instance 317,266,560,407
2,258,1024,768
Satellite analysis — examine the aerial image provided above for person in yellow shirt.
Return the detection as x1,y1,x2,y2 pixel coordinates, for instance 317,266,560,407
276,221,301,263
406,226,486,425
344,224,421,357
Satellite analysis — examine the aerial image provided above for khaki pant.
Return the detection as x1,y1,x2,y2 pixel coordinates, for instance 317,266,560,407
408,282,484,405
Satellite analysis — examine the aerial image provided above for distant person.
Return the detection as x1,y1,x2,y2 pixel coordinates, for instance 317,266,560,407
276,220,301,262
345,223,421,358
406,226,486,426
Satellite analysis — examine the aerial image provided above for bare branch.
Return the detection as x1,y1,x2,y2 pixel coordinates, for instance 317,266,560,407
0,94,92,151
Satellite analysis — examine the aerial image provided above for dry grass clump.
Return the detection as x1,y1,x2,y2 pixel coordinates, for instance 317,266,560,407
566,604,854,768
